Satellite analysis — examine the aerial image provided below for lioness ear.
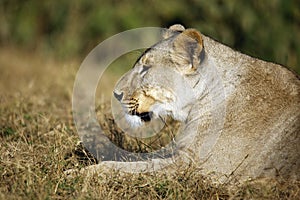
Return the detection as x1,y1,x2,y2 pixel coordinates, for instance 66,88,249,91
162,24,185,39
173,29,205,74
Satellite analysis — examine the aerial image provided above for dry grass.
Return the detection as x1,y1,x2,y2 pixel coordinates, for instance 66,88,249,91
0,47,299,199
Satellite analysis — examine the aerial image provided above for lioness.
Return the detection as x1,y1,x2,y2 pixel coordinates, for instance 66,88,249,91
78,25,299,182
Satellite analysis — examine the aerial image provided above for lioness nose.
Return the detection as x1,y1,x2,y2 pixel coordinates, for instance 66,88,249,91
113,91,123,101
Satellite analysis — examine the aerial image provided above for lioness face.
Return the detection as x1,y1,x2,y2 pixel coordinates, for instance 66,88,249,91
113,26,205,127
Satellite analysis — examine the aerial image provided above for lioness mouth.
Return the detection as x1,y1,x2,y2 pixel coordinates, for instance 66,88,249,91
136,112,153,122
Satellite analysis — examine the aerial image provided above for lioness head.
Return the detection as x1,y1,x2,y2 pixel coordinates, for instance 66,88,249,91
113,25,206,127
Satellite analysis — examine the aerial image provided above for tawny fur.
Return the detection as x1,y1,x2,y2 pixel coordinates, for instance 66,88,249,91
78,25,300,182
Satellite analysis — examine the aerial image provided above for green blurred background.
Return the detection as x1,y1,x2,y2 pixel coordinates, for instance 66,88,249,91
1,0,299,73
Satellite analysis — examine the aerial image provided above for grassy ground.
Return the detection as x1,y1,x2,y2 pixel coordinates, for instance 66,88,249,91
0,47,299,199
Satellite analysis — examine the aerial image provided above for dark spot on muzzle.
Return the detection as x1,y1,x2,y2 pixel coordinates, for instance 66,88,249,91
113,91,123,101
136,112,153,122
